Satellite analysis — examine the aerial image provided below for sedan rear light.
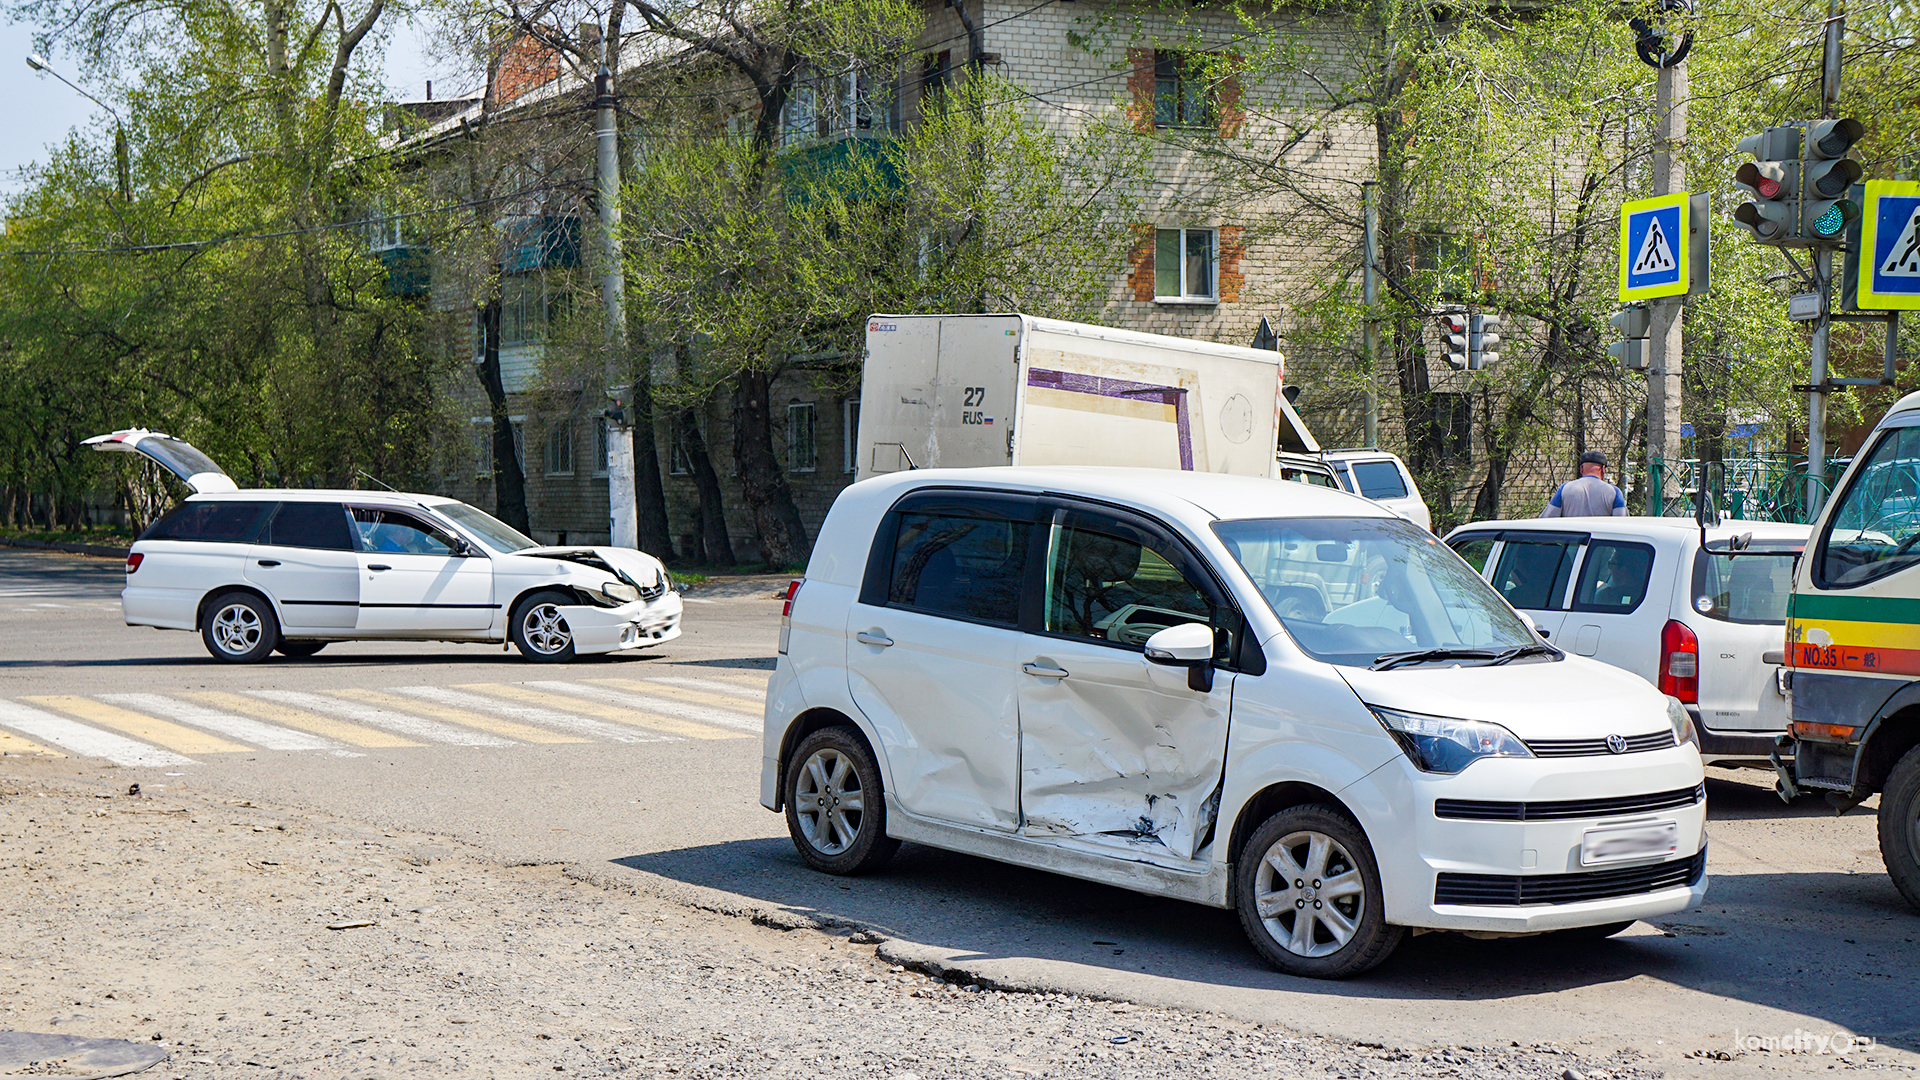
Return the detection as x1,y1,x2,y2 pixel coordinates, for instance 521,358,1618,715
1659,619,1699,703
779,578,803,655
125,552,144,574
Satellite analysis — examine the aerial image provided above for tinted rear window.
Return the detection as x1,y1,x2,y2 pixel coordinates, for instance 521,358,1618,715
140,501,270,544
1692,548,1799,624
1349,461,1409,500
265,502,353,551
887,510,1031,626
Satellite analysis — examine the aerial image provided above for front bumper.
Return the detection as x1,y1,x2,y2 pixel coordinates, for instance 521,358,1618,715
562,592,684,654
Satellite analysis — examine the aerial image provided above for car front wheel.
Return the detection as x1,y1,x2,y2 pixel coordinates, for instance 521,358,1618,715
785,726,899,875
201,592,279,663
1235,804,1403,978
510,590,578,662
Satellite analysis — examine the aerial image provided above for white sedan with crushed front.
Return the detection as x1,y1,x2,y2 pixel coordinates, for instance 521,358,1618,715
88,428,681,663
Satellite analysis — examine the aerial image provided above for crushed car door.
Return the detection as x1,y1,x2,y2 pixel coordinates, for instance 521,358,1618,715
1015,502,1236,861
349,506,494,632
83,429,238,494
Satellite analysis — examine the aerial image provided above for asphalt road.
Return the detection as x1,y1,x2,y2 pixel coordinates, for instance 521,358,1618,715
2,547,1915,1073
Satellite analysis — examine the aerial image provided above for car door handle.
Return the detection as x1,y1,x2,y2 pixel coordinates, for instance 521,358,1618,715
255,560,280,567
367,564,391,571
1022,662,1069,679
855,631,893,647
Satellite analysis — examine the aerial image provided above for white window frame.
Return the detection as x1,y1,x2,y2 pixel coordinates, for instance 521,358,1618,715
843,399,861,474
1154,226,1218,304
544,421,574,477
787,402,818,473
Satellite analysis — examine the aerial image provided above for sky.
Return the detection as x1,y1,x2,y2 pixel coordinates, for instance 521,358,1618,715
0,14,451,201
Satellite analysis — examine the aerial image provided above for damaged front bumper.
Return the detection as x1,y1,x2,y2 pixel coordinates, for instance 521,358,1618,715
560,592,684,654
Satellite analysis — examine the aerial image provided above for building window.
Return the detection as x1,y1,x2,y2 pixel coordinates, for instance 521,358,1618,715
472,418,492,478
545,422,574,476
782,65,896,147
669,422,693,476
1154,52,1212,128
1155,227,1217,302
595,420,612,477
511,420,526,472
922,51,952,107
500,274,547,347
843,399,861,473
787,402,817,473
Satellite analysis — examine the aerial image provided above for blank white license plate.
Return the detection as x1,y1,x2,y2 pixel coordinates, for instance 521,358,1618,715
1580,820,1679,866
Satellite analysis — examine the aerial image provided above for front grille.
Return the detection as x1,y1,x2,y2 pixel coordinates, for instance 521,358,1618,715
1434,849,1706,906
1525,730,1675,758
1435,783,1704,822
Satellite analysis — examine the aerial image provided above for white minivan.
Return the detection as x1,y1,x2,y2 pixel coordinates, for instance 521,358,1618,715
762,467,1707,977
1441,517,1810,767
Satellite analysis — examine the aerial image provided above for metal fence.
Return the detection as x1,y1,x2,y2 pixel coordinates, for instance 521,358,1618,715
1643,455,1847,524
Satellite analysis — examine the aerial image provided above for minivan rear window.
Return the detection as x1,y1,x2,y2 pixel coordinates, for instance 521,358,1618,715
265,502,353,551
141,501,270,544
1692,546,1800,624
1349,461,1409,500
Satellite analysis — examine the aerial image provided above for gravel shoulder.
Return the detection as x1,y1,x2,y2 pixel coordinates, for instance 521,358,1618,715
0,760,1668,1080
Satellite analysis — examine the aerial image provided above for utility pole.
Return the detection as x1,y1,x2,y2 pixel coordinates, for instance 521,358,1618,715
1361,181,1381,448
1807,0,1845,517
595,58,639,549
1647,56,1686,514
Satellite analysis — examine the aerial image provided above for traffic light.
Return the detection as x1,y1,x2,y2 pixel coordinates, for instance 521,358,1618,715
1801,117,1863,243
1608,305,1650,371
1469,313,1502,370
1732,126,1800,246
1440,311,1468,370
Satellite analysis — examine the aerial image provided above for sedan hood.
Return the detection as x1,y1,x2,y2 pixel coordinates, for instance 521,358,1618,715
1340,655,1671,741
517,546,671,596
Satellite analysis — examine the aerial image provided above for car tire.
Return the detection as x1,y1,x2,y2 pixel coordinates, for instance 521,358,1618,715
784,726,899,875
510,590,578,663
274,641,327,657
1235,804,1403,978
201,591,279,664
1878,743,1920,911
1551,920,1635,940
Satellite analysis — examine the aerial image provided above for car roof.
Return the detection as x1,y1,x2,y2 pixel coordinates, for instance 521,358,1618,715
1445,516,1811,540
183,489,460,508
844,467,1394,525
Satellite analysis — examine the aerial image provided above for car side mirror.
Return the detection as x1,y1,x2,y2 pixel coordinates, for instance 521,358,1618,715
451,537,472,556
1144,622,1216,693
1518,612,1549,639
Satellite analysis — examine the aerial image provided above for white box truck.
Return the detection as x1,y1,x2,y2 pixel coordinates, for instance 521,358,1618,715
858,314,1322,481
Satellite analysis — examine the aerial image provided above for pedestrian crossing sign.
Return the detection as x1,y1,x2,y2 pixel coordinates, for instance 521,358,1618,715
1619,192,1695,301
1859,180,1920,310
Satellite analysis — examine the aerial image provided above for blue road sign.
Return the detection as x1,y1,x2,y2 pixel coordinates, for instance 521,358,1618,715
1860,180,1920,310
1619,193,1691,301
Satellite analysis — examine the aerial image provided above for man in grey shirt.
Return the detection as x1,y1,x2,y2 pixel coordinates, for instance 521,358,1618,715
1542,451,1627,517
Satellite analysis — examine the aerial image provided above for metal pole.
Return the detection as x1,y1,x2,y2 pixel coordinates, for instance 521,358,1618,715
1647,58,1686,515
1807,0,1844,518
596,61,638,548
1361,181,1380,448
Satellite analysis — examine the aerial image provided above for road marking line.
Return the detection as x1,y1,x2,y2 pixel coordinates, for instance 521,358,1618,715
322,684,572,745
252,690,517,747
99,694,341,753
494,682,741,740
644,675,768,703
0,700,194,766
580,679,762,733
186,692,420,748
0,727,64,757
405,685,679,744
21,695,251,755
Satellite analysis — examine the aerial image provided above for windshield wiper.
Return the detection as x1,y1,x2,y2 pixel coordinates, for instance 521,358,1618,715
1371,648,1498,671
1486,643,1559,666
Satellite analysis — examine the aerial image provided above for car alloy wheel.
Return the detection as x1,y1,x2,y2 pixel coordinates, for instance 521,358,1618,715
794,747,863,856
783,726,899,875
200,590,279,664
521,603,572,655
1235,804,1402,978
211,603,263,656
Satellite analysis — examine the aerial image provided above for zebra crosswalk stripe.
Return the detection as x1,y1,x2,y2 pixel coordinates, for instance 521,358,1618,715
394,685,674,744
581,679,762,733
0,726,65,757
644,675,768,705
327,687,588,745
503,682,744,740
252,690,517,747
0,700,194,767
187,691,421,748
99,694,340,753
21,695,250,755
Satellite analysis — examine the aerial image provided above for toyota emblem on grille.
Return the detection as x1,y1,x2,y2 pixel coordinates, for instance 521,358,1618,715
1605,734,1629,754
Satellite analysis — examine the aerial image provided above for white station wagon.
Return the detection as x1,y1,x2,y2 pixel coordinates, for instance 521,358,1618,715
762,467,1708,977
89,429,682,662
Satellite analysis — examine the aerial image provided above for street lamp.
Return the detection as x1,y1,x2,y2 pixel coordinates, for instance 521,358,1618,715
25,52,130,201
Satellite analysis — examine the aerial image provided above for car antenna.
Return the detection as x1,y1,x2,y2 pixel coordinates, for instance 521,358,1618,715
357,469,398,492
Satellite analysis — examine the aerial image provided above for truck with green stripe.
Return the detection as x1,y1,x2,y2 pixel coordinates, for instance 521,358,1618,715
1780,390,1920,909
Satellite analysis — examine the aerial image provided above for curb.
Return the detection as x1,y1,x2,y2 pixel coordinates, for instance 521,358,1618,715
0,536,130,559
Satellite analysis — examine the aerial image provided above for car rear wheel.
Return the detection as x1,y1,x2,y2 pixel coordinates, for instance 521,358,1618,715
510,590,577,662
274,641,327,657
201,592,279,664
1878,743,1920,911
785,727,899,875
1236,805,1403,978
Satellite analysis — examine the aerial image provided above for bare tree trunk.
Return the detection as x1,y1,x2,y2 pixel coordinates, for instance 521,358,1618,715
677,407,735,566
476,301,530,533
730,370,810,566
631,375,675,558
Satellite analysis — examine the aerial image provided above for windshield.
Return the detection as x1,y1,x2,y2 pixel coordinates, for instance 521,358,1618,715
1822,426,1920,587
1214,516,1536,667
434,501,539,553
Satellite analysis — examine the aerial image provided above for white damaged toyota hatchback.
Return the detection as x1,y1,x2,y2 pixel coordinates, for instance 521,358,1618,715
761,467,1707,978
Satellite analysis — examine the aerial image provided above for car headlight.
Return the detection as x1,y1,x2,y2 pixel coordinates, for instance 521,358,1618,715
583,581,641,606
1369,705,1533,774
1667,695,1698,749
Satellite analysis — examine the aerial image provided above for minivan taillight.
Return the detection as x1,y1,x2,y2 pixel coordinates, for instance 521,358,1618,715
1660,620,1699,703
125,552,144,574
779,579,803,655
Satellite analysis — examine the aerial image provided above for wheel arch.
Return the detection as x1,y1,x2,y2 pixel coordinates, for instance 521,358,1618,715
1862,703,1920,794
773,707,880,813
1225,780,1358,870
196,584,277,631
506,584,591,620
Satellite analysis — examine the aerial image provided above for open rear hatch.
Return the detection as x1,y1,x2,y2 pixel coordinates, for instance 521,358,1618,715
83,429,238,494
